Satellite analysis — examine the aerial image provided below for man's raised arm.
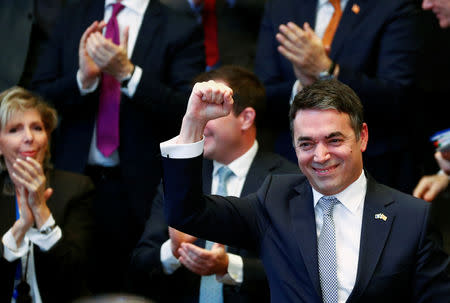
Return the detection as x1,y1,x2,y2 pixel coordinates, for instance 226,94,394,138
160,80,234,232
177,80,234,144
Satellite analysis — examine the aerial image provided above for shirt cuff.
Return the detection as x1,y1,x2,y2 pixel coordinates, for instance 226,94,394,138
160,135,204,159
437,169,450,180
27,215,62,251
76,69,99,95
160,239,181,274
216,253,243,285
2,230,29,262
121,65,142,97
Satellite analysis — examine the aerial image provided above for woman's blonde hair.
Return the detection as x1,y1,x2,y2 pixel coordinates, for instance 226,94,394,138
0,86,57,173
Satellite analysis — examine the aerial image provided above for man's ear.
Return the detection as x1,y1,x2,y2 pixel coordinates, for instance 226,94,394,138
238,107,256,131
359,122,369,152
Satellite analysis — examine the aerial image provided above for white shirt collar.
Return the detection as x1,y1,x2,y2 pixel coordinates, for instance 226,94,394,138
213,140,258,179
105,0,149,16
312,170,367,215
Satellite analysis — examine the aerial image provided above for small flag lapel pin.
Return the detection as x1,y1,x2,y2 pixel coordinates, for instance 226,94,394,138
374,213,387,221
352,4,360,14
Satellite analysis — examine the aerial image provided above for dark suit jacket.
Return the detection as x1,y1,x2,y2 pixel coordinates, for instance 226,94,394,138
31,0,205,229
255,0,421,156
0,0,35,91
0,0,80,90
162,155,450,302
161,0,265,70
0,169,94,303
129,150,298,303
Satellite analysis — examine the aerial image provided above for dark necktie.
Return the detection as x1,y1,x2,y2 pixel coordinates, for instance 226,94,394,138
97,2,124,157
202,0,220,69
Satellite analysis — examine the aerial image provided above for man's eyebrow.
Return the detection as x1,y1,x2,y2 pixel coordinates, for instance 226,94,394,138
297,132,344,142
296,136,312,142
325,132,344,139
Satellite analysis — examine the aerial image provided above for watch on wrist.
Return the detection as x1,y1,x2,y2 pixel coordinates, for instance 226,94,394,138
318,61,336,80
40,223,56,235
121,64,135,88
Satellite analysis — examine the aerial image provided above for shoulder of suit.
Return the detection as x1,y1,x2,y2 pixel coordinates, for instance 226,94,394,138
369,178,429,213
257,151,299,174
48,169,94,191
163,3,199,25
263,171,307,189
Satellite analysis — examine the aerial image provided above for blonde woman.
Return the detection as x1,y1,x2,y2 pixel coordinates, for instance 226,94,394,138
0,87,94,303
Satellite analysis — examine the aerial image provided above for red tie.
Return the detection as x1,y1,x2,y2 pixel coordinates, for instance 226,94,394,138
97,2,124,157
202,0,219,68
322,0,342,50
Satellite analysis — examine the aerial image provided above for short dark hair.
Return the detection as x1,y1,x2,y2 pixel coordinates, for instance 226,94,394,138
194,65,266,126
289,79,364,140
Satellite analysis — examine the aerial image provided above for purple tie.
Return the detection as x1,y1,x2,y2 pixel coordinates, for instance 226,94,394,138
97,2,124,157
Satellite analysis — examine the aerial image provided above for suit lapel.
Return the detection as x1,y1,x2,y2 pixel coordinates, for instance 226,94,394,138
131,0,163,65
202,159,213,194
0,176,17,236
348,176,395,302
82,0,105,30
330,0,370,59
300,0,318,28
241,150,274,197
290,183,322,298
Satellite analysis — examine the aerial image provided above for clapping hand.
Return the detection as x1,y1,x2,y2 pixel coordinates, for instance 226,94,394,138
169,227,198,259
12,157,53,229
178,241,228,276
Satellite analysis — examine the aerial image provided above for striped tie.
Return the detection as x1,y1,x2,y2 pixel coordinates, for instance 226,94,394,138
318,196,339,303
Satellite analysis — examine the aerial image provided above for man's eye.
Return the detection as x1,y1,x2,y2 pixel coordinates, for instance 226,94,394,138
298,142,312,150
329,138,342,144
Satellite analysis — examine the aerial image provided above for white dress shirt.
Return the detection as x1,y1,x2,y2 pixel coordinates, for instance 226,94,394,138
160,140,259,286
76,0,149,166
2,215,62,303
313,170,366,303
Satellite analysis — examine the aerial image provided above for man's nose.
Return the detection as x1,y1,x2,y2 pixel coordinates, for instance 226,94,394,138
313,142,330,163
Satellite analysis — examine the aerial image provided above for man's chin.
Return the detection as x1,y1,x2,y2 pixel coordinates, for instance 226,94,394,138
203,148,214,160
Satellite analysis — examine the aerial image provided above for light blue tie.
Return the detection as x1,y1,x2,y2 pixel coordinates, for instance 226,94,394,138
199,166,234,303
318,196,339,303
215,166,233,196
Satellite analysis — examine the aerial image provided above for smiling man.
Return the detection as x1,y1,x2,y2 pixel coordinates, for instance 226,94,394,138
160,79,450,302
292,109,367,196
